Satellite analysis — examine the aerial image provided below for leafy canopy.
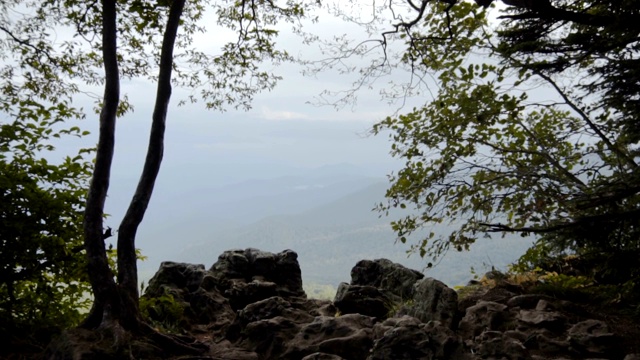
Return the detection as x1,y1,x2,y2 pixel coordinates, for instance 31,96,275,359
363,0,640,273
0,1,98,342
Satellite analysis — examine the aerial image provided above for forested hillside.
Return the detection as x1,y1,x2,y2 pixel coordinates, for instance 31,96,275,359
172,180,532,287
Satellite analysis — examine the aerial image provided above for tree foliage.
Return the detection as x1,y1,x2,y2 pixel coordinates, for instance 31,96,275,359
332,0,640,275
0,0,96,343
0,118,93,338
1,0,317,350
0,0,318,344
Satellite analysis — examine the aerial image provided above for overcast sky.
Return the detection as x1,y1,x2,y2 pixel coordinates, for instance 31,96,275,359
41,3,433,224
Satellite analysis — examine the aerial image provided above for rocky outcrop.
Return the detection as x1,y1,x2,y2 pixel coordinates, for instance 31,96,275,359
333,283,393,319
398,277,459,328
350,259,424,299
46,249,640,360
207,248,306,310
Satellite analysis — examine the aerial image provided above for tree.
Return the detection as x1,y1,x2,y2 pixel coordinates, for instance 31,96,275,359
0,115,93,344
3,0,315,342
3,0,315,350
0,0,95,347
317,0,640,275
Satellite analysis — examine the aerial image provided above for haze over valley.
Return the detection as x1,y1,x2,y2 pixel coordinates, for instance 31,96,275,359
107,162,533,290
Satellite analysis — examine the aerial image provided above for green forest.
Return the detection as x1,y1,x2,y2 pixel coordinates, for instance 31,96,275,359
2,0,640,358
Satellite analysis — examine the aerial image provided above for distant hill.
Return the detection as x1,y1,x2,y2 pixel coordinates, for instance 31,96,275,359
134,166,388,280
172,181,534,287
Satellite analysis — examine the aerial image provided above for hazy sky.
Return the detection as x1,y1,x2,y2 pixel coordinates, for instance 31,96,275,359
46,4,432,224
12,1,540,281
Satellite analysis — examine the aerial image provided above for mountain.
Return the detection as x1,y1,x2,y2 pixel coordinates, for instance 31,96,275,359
134,165,388,280
171,181,534,287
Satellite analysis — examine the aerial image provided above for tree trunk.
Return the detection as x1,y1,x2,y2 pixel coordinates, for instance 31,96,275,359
116,0,186,323
82,0,186,331
81,0,120,329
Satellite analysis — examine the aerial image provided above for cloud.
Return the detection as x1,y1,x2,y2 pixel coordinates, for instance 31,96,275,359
259,106,311,121
192,141,267,151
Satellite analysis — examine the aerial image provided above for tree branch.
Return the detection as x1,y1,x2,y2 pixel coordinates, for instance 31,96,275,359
479,207,640,234
534,70,638,170
497,0,616,28
0,25,58,65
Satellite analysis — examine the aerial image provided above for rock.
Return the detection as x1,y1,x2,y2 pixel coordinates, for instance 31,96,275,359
523,333,570,356
458,301,510,339
246,248,305,297
484,270,508,281
282,314,376,360
209,248,306,309
302,353,346,360
516,309,567,332
142,262,236,335
207,340,259,360
507,294,557,309
475,330,529,360
145,262,206,297
226,279,279,310
369,318,470,360
237,316,302,359
45,252,640,360
333,283,394,319
185,287,235,336
398,277,458,329
350,259,424,299
568,319,622,357
228,296,315,341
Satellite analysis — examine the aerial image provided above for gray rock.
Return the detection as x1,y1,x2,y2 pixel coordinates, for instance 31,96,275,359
208,248,306,309
368,319,470,360
237,316,302,359
302,353,346,360
145,262,206,297
458,301,510,339
568,319,621,357
517,309,567,332
282,314,376,360
228,296,315,341
333,283,394,319
350,259,424,299
207,340,259,360
475,330,529,360
507,294,557,309
398,277,458,329
186,287,234,329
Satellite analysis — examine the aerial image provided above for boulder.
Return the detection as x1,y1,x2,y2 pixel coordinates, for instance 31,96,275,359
228,296,315,341
185,287,235,335
398,277,458,329
208,248,306,309
333,283,394,319
516,309,567,332
458,301,511,339
350,259,424,299
45,252,640,360
282,314,376,360
507,294,557,309
142,262,235,335
369,317,470,360
207,340,259,360
145,262,206,297
237,316,302,359
474,330,529,360
568,319,622,357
